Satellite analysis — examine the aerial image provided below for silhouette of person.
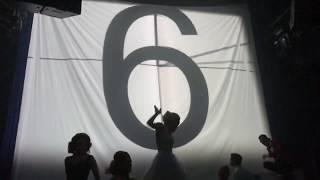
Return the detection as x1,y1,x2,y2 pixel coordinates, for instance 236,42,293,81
143,105,187,180
218,165,230,180
228,153,255,180
65,133,100,180
258,134,293,179
259,135,282,163
106,151,136,180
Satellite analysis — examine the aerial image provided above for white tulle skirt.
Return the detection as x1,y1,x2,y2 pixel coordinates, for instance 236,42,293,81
143,151,187,180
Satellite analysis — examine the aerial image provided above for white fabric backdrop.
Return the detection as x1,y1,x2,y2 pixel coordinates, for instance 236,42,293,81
13,1,270,180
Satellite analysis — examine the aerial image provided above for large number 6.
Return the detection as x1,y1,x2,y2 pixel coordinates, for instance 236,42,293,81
103,6,208,149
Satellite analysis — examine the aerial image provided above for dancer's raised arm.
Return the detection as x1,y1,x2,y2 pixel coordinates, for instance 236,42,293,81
147,105,162,129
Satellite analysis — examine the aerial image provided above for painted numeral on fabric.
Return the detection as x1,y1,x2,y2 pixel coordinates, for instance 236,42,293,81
103,6,209,149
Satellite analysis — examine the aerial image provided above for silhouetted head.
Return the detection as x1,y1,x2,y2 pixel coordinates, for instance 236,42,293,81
230,153,242,167
68,133,92,154
107,151,132,177
259,134,271,147
218,165,230,180
163,111,180,133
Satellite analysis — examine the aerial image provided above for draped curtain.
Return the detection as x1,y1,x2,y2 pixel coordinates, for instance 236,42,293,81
13,1,269,180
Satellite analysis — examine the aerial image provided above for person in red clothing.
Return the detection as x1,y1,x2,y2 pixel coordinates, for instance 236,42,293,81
259,134,282,161
259,134,293,179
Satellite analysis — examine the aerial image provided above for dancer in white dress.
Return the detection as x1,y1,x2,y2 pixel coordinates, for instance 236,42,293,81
143,106,187,180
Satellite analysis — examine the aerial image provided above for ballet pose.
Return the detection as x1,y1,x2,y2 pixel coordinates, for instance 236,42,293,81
143,106,187,180
65,133,100,180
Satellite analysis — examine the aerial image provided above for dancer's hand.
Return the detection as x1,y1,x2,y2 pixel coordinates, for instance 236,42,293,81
154,105,161,115
147,106,162,129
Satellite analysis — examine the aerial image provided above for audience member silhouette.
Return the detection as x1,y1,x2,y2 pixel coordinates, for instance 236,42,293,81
65,133,100,180
143,105,187,180
228,153,255,180
218,153,253,180
106,151,136,180
259,134,293,179
218,165,230,180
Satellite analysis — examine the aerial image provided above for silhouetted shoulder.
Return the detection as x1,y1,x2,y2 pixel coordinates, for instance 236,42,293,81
87,154,97,166
64,154,95,166
65,156,72,163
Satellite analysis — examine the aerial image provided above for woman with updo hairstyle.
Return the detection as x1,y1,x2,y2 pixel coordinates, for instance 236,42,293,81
106,151,136,180
65,133,100,180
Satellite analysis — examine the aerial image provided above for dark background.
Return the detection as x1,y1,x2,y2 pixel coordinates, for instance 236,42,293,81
1,0,319,179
